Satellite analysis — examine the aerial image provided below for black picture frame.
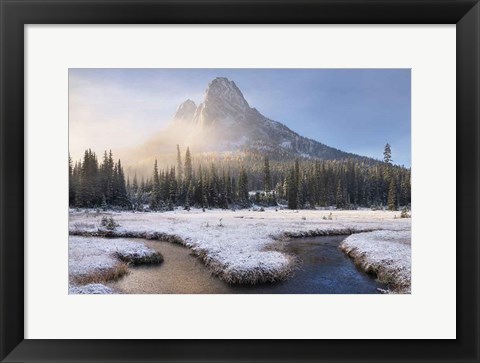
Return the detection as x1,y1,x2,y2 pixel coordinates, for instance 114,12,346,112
1,1,478,362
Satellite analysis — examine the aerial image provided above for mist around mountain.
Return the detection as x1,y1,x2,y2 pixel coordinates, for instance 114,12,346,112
124,77,378,176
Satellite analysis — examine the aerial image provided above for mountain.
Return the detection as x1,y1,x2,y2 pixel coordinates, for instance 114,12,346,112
167,77,368,161
125,77,375,175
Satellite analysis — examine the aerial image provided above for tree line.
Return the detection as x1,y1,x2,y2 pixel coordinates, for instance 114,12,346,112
69,143,410,211
69,150,128,208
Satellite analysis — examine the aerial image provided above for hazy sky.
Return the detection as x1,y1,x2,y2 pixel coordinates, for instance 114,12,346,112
69,68,411,166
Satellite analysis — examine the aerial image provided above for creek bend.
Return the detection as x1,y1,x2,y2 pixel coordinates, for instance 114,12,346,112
108,235,385,294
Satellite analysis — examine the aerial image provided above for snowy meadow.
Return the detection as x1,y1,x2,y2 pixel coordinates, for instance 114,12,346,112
69,208,411,294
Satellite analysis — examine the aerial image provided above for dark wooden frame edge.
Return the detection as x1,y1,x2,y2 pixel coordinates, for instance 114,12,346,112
1,1,478,362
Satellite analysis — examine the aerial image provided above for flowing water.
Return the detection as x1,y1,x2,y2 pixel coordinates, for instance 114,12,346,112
108,236,385,294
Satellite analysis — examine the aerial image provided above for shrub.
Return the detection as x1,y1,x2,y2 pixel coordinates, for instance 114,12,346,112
100,216,120,230
400,207,411,219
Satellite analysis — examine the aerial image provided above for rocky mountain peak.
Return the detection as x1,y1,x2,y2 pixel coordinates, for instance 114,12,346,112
173,99,197,124
204,77,249,111
163,77,362,162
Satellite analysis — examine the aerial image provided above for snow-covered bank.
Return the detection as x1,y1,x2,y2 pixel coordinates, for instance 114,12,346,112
69,236,162,287
69,208,411,287
340,230,411,293
69,283,116,294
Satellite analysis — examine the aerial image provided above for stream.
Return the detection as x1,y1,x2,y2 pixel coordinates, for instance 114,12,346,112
107,235,385,294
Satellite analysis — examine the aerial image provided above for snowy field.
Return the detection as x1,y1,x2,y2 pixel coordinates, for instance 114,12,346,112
69,283,116,294
340,230,411,293
69,208,411,292
69,235,162,291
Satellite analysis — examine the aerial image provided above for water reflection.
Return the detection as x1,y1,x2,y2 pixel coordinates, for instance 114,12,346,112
108,236,385,294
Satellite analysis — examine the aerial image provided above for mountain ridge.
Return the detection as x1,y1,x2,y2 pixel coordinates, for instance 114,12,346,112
121,76,381,178
168,77,375,163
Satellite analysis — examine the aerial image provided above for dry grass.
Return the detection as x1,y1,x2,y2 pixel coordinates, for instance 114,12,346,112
340,244,411,293
114,250,164,265
70,262,129,285
70,229,294,285
195,248,297,285
280,227,374,240
69,235,164,286
72,222,96,230
69,229,184,244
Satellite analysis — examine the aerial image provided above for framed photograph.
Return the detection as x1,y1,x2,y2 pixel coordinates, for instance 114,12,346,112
1,0,478,362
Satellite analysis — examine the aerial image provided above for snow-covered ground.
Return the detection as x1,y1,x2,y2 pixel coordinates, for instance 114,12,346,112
69,208,411,288
69,236,162,289
340,230,411,293
69,283,116,294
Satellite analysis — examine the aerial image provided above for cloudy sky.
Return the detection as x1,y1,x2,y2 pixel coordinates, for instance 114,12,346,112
69,68,411,166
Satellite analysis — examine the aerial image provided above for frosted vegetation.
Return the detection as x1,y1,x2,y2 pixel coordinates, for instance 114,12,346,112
69,283,115,294
69,208,411,292
341,230,411,293
69,236,162,289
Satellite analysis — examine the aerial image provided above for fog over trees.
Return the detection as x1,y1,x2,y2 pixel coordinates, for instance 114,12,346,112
69,144,410,212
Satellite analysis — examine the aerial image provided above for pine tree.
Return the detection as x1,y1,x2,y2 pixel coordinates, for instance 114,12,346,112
71,160,81,207
69,153,75,206
151,160,161,210
294,159,300,186
169,167,177,205
176,144,183,182
336,180,345,208
219,172,229,209
131,173,139,209
388,178,397,211
287,167,298,209
297,172,307,208
263,156,271,192
132,173,138,191
161,170,169,202
184,181,192,210
112,163,119,205
78,149,100,207
400,172,411,207
238,166,249,205
283,175,289,202
184,147,192,184
226,170,233,203
194,168,205,207
231,176,237,204
384,143,392,164
107,151,115,204
115,159,128,208
101,194,107,211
